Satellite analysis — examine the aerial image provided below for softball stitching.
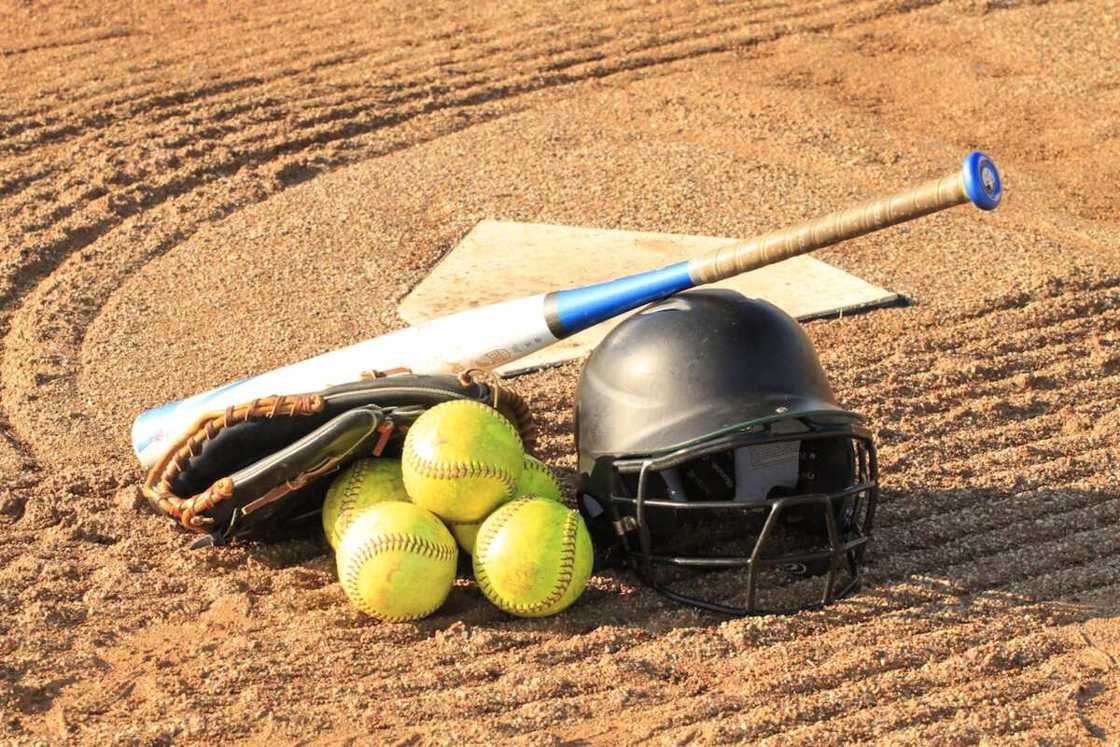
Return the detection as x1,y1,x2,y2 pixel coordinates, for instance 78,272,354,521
331,459,371,544
403,438,518,495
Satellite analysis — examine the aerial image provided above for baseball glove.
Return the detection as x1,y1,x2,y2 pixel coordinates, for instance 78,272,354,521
141,373,533,547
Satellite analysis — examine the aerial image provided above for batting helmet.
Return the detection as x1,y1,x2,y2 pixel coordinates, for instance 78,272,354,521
575,289,878,615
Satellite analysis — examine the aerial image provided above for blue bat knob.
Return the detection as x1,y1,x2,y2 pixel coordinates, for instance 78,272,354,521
962,150,1001,210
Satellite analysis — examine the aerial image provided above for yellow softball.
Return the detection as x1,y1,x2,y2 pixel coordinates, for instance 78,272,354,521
450,521,483,556
402,400,524,524
451,455,564,555
473,497,594,617
322,458,409,549
516,454,564,502
336,502,458,621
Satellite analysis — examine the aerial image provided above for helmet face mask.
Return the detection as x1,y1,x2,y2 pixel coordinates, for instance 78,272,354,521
583,420,877,615
575,289,880,616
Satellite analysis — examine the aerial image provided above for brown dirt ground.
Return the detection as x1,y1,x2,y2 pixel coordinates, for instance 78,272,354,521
2,0,1119,743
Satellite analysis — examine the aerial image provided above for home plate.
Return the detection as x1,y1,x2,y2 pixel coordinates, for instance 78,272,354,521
399,220,902,376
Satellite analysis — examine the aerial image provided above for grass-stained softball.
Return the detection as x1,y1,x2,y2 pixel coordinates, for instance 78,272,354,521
473,496,593,617
515,454,564,502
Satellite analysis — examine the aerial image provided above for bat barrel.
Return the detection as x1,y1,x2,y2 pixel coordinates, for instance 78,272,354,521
689,151,1001,284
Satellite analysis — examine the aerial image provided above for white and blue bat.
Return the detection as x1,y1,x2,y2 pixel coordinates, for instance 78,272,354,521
133,151,1001,468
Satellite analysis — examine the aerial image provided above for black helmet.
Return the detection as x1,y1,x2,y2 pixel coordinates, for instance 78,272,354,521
575,289,878,615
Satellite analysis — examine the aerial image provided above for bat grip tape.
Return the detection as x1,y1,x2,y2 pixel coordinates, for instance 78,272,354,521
689,151,1001,285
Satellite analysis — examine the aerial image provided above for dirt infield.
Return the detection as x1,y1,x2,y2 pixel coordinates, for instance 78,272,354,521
2,0,1118,743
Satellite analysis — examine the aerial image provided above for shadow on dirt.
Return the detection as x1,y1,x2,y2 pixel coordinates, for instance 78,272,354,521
216,484,1118,644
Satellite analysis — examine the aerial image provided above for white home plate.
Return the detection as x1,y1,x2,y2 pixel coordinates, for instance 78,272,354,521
399,220,900,376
